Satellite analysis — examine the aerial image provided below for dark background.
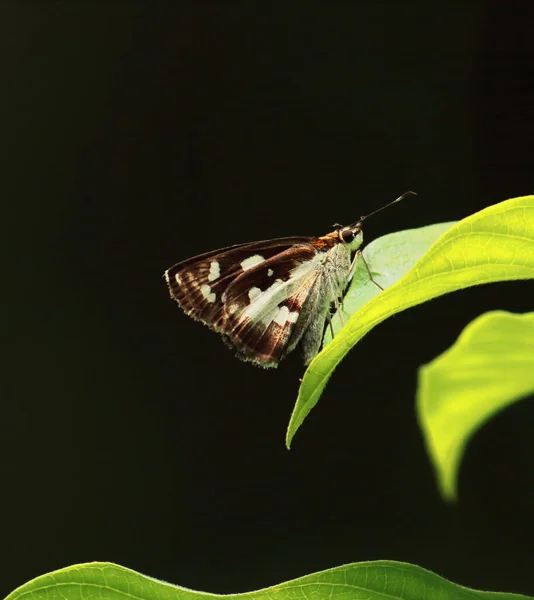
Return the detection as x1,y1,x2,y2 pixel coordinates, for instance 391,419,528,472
2,1,534,597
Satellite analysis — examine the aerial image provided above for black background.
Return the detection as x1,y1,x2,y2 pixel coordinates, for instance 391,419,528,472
2,1,534,597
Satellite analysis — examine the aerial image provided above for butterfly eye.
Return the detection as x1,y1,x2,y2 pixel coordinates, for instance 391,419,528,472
340,229,356,243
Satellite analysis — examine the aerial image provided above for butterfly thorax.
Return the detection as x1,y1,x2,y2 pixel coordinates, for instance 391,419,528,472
292,231,362,363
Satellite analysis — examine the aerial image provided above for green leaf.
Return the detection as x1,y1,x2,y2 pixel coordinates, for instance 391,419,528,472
5,560,532,600
417,310,534,502
287,195,534,448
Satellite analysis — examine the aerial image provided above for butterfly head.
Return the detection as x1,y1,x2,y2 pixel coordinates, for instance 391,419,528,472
335,190,418,251
337,222,364,251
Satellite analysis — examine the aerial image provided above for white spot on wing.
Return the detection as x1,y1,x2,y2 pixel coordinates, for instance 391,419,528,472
248,286,262,302
200,284,216,303
267,269,274,277
287,310,299,323
273,305,300,326
241,254,265,271
274,306,290,326
208,261,220,281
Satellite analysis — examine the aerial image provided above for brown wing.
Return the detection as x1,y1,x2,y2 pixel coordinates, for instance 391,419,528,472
164,237,314,333
222,247,326,367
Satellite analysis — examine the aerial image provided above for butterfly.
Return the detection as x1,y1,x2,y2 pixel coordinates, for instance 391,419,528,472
165,192,415,368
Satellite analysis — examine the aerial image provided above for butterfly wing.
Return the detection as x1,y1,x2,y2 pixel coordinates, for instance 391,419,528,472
222,247,328,367
164,237,315,334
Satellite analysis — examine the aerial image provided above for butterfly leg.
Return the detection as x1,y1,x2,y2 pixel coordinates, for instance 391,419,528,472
351,250,384,291
335,298,345,328
329,319,335,339
327,300,344,339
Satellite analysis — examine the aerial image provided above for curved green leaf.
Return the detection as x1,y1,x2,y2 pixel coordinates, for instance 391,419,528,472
287,195,534,448
417,310,534,502
5,560,531,600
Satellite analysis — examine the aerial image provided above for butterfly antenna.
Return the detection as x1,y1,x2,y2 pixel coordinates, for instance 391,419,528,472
360,190,417,222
